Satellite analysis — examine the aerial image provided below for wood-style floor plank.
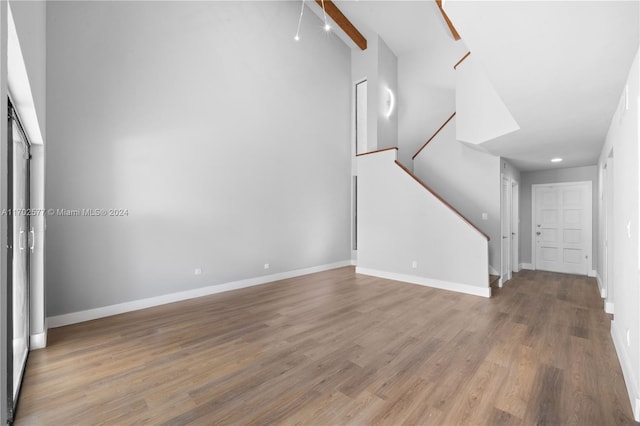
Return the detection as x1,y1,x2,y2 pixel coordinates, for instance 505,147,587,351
15,267,638,425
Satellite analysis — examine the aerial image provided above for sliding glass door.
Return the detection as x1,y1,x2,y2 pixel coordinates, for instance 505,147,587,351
7,100,31,421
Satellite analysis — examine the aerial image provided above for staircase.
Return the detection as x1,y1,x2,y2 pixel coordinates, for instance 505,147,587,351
354,2,503,295
356,147,490,297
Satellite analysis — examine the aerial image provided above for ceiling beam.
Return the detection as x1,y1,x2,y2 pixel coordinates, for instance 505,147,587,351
435,0,461,41
315,0,367,50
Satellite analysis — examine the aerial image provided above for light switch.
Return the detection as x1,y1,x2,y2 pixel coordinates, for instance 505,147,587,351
482,213,488,220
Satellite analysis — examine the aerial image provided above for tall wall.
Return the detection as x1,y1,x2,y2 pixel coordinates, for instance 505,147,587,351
376,36,397,150
598,47,640,421
45,1,352,317
519,165,599,268
397,39,466,166
351,35,397,153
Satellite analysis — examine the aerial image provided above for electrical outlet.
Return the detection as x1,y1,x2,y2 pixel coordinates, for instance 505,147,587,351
482,213,488,220
411,260,417,269
264,263,270,270
194,268,202,276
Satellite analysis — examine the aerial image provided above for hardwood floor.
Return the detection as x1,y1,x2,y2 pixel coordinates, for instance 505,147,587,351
15,267,637,425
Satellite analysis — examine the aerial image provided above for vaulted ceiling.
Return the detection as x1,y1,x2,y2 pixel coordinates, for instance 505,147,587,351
333,1,639,171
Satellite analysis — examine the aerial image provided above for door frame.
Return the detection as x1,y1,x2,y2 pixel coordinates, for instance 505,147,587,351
604,153,614,312
6,99,31,422
511,180,520,273
531,181,593,275
501,174,512,283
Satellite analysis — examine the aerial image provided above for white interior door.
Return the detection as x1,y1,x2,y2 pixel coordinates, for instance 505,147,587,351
534,182,592,275
501,176,511,282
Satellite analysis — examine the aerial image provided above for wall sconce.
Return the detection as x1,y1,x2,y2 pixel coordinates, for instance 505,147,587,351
384,87,395,118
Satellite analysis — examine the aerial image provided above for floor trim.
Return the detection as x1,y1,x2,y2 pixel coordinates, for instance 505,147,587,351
611,320,640,421
605,301,615,315
48,260,352,328
521,263,534,270
30,329,47,350
355,267,491,298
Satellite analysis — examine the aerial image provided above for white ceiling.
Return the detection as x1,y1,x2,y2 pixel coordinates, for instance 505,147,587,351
334,0,455,56
333,0,639,171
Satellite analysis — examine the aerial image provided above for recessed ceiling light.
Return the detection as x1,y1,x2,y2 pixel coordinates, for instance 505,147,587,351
551,158,563,163
324,23,331,32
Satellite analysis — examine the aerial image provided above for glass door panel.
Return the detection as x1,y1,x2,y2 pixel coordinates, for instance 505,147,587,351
7,102,30,419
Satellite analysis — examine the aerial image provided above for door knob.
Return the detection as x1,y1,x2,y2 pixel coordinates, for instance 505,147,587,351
536,232,541,235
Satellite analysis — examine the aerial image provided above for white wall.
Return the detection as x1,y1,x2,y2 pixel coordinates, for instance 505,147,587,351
352,33,378,153
357,149,489,296
376,36,397,150
352,34,397,153
45,1,352,317
8,0,45,137
455,55,519,145
519,165,599,267
597,47,640,421
397,38,466,167
413,116,501,273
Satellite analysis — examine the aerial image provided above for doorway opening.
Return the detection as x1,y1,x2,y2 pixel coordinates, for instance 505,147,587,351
501,175,519,284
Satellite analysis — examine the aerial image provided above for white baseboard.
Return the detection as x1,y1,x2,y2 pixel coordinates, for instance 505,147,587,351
489,265,499,276
48,260,352,328
596,273,606,298
350,259,357,266
605,301,615,314
521,263,534,270
355,267,491,298
588,269,597,278
611,321,640,421
30,330,47,350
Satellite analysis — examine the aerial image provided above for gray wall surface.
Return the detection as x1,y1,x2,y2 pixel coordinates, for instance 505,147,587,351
376,36,397,150
413,118,500,272
520,165,599,266
397,32,466,167
46,1,352,316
